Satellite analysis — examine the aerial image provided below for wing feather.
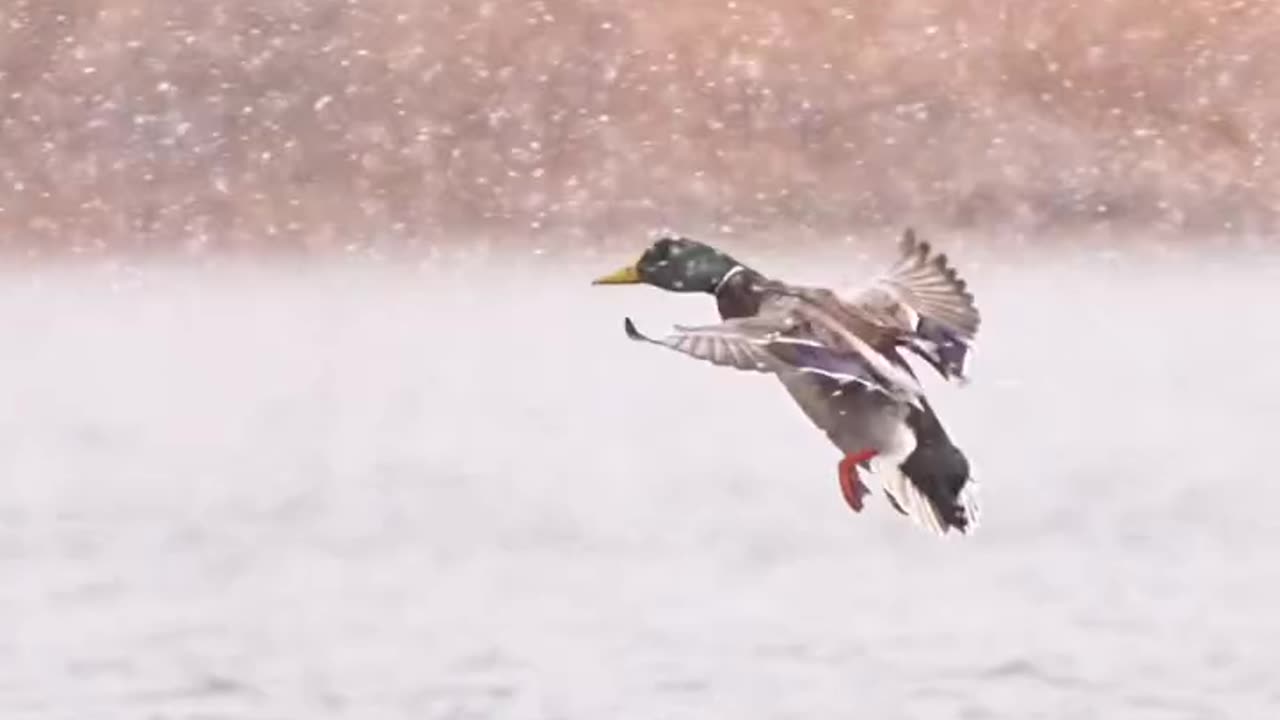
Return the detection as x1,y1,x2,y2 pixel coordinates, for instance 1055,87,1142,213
840,228,982,381
622,316,898,395
624,317,781,373
874,228,981,340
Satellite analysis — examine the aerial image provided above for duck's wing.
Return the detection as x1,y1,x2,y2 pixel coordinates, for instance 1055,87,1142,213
846,228,981,381
866,228,981,337
621,315,901,397
622,316,782,373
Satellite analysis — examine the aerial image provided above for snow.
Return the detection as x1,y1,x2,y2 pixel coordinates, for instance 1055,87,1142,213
0,1,1276,253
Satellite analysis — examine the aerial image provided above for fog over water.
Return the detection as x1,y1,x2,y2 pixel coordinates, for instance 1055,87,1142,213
3,244,1278,718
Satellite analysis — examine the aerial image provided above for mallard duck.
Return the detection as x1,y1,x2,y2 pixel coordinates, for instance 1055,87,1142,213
592,229,982,535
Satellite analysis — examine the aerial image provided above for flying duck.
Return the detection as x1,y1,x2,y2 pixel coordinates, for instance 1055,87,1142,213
592,229,982,535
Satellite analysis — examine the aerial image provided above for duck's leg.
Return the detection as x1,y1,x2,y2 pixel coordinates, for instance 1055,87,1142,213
838,449,878,513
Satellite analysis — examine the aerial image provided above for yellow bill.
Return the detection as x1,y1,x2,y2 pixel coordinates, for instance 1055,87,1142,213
592,263,641,285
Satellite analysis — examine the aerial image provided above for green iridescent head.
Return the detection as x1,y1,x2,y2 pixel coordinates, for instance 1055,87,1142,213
592,236,741,294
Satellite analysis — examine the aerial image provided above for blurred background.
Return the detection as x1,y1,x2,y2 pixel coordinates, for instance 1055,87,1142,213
2,0,1279,254
4,2,1280,719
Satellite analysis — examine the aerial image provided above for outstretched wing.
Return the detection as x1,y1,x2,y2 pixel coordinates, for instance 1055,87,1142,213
621,316,897,395
623,316,782,373
847,228,981,380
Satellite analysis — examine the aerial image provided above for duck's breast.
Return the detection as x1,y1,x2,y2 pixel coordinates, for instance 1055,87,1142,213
775,371,914,458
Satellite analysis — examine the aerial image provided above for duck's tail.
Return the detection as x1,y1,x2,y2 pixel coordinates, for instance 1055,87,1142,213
880,399,980,535
880,461,980,535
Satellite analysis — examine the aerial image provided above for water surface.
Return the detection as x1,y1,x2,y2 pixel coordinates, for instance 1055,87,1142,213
2,247,1278,718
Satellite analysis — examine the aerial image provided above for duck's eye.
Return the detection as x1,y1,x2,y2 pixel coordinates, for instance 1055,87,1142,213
652,238,677,257
643,237,691,269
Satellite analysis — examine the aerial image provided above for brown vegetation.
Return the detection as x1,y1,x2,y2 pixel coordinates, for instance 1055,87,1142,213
1,0,1277,253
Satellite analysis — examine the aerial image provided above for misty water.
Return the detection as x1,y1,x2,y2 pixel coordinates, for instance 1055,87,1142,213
2,244,1279,718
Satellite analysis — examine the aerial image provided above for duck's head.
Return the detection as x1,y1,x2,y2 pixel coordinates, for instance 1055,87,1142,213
592,236,740,294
